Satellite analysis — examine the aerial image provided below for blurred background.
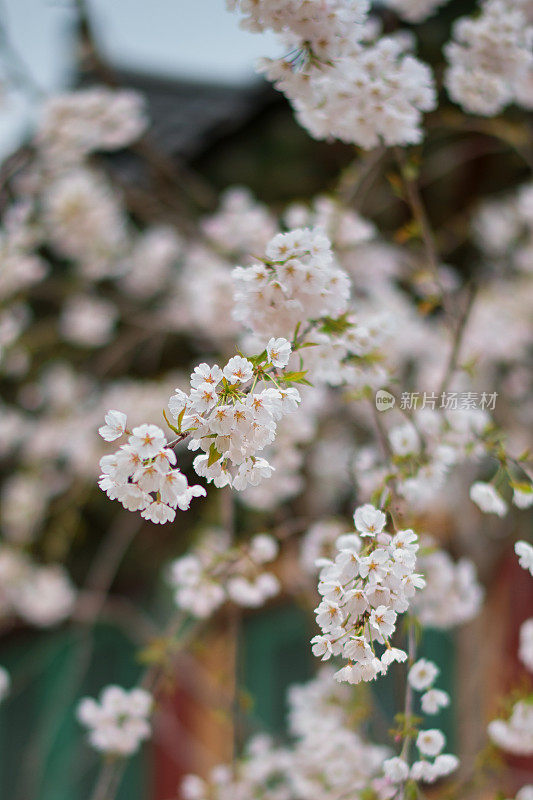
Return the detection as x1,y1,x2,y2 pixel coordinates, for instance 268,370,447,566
0,1,532,799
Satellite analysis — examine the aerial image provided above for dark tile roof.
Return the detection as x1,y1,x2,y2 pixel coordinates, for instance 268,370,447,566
117,70,275,158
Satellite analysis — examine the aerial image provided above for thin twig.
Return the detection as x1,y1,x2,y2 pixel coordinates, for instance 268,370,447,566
430,109,533,171
371,397,395,462
438,282,477,396
79,514,144,621
73,594,159,645
369,398,406,528
397,622,417,800
89,758,121,800
337,146,386,208
394,147,454,324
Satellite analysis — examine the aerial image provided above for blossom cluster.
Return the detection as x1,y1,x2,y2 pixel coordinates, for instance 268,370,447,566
181,668,389,800
488,541,533,758
259,33,436,149
227,0,369,52
43,168,129,280
383,659,457,787
0,546,75,627
474,181,533,275
352,406,489,512
508,788,533,800
37,87,148,165
233,226,395,389
520,618,533,672
349,400,533,524
412,544,484,628
168,349,302,491
311,504,425,684
391,408,493,511
380,0,451,23
228,0,436,148
232,228,350,338
469,481,508,516
98,413,206,524
300,519,483,631
409,658,450,714
445,0,533,115
77,686,152,756
168,530,280,617
516,540,533,576
488,700,533,756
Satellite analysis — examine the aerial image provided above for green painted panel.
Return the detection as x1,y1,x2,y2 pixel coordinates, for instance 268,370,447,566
241,605,313,740
241,606,456,754
370,629,456,751
417,629,456,753
0,624,149,800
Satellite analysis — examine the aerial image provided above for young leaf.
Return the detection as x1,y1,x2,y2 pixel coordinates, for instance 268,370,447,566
163,409,181,435
207,443,222,467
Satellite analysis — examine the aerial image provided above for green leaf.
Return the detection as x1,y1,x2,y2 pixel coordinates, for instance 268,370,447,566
281,370,307,381
359,788,379,800
319,313,352,336
405,780,419,800
207,442,222,467
510,481,532,493
394,218,422,243
163,409,180,435
138,637,171,666
387,171,405,199
403,157,421,181
281,370,312,386
252,349,268,365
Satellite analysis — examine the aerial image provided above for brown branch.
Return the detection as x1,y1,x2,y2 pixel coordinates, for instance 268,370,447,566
438,281,477,396
368,398,407,529
337,145,387,209
81,513,144,621
394,147,455,324
89,758,123,800
73,594,158,645
397,623,417,800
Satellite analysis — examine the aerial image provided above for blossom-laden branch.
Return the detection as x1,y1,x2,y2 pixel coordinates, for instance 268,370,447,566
311,504,423,682
0,0,531,798
97,227,354,520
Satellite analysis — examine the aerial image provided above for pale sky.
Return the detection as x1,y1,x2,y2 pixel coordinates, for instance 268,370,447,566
0,0,280,157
